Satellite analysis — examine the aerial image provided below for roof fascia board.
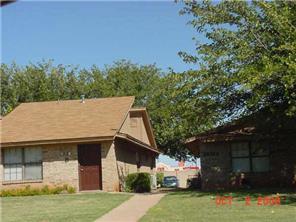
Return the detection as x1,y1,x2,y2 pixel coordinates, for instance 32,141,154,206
116,96,135,137
1,136,114,148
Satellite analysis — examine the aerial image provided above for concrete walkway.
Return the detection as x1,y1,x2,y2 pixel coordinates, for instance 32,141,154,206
95,193,165,222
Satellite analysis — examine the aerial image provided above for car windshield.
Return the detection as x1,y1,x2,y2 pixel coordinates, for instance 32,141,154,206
164,177,177,182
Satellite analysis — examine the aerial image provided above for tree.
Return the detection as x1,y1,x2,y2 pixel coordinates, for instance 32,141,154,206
103,60,161,107
179,0,296,120
0,60,163,115
147,70,217,159
0,63,17,115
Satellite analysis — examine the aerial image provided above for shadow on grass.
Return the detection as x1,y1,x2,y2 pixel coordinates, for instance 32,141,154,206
167,188,296,206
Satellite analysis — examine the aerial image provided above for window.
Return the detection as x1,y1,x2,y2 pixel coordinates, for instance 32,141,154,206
3,148,42,182
251,142,269,172
3,149,23,181
231,142,269,173
231,142,250,172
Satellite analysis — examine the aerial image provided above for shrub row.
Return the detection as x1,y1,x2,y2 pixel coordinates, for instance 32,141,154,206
0,184,76,197
125,172,151,193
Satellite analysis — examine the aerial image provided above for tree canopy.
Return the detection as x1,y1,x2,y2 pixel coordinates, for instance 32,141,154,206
0,60,161,114
179,0,296,119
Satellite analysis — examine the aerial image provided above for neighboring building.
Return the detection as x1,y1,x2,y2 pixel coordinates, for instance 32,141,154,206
0,96,159,192
186,109,296,190
156,162,174,172
156,161,199,172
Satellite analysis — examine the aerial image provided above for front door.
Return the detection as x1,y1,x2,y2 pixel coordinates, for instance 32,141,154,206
78,144,102,191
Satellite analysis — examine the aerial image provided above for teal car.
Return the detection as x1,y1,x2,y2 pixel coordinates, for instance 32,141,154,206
163,176,179,188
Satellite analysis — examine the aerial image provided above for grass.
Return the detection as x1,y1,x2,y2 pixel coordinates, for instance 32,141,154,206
1,192,132,222
140,189,296,222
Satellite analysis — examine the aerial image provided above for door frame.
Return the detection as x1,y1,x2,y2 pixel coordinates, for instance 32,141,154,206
77,143,102,191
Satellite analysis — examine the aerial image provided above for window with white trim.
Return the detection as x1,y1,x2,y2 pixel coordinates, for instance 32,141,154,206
231,142,269,173
3,148,42,182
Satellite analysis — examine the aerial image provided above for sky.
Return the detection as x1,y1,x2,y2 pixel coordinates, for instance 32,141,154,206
1,0,200,166
1,0,198,72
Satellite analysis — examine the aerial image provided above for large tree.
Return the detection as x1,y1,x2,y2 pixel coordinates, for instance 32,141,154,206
179,0,296,120
147,70,217,159
0,60,162,114
102,60,161,107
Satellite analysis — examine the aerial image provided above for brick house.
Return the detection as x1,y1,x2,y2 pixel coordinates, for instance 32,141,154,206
186,110,296,190
0,96,160,192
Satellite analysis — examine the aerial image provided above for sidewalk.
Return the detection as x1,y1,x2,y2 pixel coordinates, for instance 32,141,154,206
95,193,165,222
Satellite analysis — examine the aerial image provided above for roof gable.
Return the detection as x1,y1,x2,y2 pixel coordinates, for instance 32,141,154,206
119,107,157,149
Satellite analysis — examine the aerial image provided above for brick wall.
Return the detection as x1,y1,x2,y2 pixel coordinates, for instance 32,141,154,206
200,139,296,190
42,144,79,189
101,141,120,192
200,142,231,190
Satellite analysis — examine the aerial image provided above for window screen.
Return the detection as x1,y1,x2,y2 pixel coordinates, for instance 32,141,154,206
24,164,42,180
232,158,250,172
252,157,269,172
24,148,42,163
231,142,249,157
251,142,269,172
4,164,23,181
231,142,250,172
4,149,22,164
251,142,269,156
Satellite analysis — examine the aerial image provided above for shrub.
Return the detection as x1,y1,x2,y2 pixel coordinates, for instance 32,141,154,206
67,186,76,194
125,172,151,193
0,184,76,197
156,172,164,187
125,173,138,192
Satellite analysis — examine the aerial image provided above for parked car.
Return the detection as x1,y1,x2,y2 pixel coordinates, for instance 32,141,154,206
163,176,179,188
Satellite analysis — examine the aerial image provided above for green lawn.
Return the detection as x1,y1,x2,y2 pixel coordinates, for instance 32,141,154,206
141,189,296,222
1,192,131,222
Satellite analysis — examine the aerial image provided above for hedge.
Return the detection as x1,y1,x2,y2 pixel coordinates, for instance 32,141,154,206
0,184,76,197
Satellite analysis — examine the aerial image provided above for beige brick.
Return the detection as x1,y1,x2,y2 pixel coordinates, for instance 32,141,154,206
42,144,79,189
101,142,120,191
